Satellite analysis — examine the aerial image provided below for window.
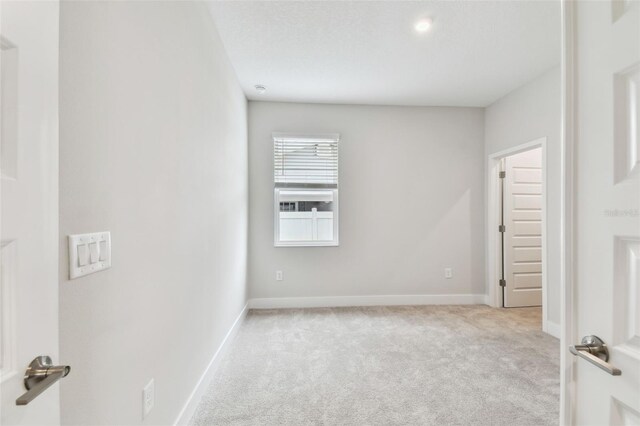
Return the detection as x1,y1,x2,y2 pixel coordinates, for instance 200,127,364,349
273,133,339,246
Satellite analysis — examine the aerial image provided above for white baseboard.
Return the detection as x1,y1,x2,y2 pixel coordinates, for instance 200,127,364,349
248,294,487,309
545,320,561,339
174,302,248,426
482,294,493,306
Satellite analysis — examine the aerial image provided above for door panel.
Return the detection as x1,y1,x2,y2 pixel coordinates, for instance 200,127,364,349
513,221,542,235
504,147,543,307
513,194,542,209
573,0,640,424
511,236,541,247
512,262,542,274
514,168,542,183
513,273,542,289
0,1,60,424
513,247,542,263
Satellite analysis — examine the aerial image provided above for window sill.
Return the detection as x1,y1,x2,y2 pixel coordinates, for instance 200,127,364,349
274,241,339,248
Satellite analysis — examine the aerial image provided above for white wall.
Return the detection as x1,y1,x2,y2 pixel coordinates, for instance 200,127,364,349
58,2,248,424
484,67,561,326
248,102,485,302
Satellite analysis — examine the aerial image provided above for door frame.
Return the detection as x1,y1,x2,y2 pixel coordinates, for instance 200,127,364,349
560,0,576,425
488,1,576,421
486,138,548,316
486,1,576,423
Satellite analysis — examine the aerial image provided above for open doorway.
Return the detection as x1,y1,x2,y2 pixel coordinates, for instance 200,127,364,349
500,147,544,308
487,138,548,326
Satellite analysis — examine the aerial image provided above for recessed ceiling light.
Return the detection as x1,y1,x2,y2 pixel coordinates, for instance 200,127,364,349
255,84,267,94
414,18,433,33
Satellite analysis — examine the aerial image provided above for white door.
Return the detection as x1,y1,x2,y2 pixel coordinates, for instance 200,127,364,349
570,0,640,424
503,147,543,307
1,1,61,424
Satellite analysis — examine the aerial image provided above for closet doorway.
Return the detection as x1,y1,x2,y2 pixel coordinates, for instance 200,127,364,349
500,147,544,307
487,139,547,316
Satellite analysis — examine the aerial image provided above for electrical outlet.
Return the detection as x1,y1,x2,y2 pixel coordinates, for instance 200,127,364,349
143,378,154,419
276,270,283,281
445,268,453,279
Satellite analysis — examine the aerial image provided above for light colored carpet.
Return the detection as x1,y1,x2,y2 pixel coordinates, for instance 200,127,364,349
191,305,559,426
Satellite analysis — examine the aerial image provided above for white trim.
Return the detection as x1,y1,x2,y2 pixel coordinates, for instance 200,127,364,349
248,294,487,309
560,1,576,425
545,320,561,339
173,303,249,426
483,294,492,306
486,138,548,327
272,132,340,142
487,139,546,160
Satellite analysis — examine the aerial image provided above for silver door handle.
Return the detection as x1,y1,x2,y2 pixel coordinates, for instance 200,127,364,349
16,356,71,406
569,335,621,376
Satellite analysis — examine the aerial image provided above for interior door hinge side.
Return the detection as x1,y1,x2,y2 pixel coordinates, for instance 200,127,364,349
499,279,506,287
499,171,506,178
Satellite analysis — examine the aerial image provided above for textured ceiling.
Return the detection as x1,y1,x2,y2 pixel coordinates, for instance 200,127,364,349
206,1,560,107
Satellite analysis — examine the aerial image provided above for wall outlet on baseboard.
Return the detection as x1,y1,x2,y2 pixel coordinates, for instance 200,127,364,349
276,270,283,281
444,268,453,279
143,378,154,419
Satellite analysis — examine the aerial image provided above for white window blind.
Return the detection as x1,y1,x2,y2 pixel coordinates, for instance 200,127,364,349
273,133,339,188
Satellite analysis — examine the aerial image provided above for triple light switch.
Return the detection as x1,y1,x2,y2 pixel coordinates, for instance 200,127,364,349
68,232,111,279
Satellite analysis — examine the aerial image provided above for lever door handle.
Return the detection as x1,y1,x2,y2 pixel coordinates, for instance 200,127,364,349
16,356,71,406
569,335,621,376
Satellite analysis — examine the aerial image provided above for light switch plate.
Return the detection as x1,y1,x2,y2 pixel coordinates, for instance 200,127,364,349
68,232,111,279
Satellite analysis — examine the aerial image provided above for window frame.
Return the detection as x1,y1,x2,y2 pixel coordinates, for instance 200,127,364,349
272,133,340,248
